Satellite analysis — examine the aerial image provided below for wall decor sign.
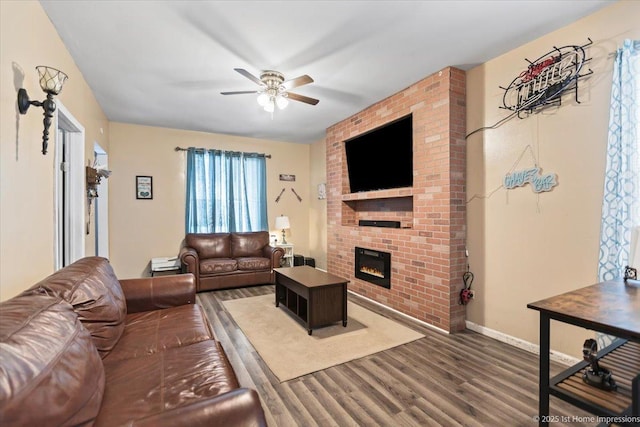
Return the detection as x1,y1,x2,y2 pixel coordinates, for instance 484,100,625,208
504,167,557,193
317,183,326,200
279,174,295,182
136,176,153,199
500,38,593,118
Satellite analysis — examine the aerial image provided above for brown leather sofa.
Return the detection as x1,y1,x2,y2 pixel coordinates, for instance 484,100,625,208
0,257,266,427
180,231,284,292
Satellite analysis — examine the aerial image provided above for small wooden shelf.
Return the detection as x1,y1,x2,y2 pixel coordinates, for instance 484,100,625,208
550,339,639,418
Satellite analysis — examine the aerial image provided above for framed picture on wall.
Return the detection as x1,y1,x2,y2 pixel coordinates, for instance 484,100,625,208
136,176,153,200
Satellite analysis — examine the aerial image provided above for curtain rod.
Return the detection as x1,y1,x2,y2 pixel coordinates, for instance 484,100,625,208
174,146,271,158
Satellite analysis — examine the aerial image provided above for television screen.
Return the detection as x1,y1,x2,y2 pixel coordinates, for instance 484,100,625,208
344,114,413,193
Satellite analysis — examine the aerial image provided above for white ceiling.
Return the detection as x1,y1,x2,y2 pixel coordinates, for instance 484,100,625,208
40,0,614,144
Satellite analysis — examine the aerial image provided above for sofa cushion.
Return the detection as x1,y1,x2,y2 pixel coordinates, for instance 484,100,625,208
104,304,214,362
26,257,127,358
237,257,271,271
231,231,269,258
187,233,231,259
97,340,239,426
200,258,237,274
0,293,105,426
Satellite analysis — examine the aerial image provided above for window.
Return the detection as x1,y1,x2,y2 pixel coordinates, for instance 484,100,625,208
185,148,268,233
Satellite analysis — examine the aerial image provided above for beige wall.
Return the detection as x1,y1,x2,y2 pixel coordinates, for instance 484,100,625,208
108,122,311,278
308,137,327,270
0,1,109,300
466,0,640,357
2,0,633,360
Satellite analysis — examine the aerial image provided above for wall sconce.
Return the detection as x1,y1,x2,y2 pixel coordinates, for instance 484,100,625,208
86,167,101,199
86,164,111,199
17,66,68,155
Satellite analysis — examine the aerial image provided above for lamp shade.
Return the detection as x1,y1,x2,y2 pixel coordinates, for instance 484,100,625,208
257,92,269,106
276,95,289,109
264,99,275,113
36,66,68,95
275,215,290,230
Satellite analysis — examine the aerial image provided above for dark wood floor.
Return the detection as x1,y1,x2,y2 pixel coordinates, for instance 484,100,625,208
197,285,596,427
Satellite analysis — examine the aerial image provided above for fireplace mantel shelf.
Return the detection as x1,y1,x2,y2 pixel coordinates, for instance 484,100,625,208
341,187,413,201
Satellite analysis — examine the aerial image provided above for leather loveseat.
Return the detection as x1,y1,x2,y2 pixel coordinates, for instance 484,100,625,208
0,257,266,427
180,231,284,292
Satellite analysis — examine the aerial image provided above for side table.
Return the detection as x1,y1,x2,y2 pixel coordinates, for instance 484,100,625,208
275,243,294,267
150,257,181,277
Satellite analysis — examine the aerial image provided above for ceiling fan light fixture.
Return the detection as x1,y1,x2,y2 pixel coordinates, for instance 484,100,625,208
276,94,289,110
257,92,269,107
221,68,319,113
264,99,275,113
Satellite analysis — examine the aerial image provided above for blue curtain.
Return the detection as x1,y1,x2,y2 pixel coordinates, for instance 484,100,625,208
186,148,268,233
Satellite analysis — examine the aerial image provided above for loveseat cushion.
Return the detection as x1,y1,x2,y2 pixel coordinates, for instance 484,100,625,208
97,340,239,426
187,233,231,258
103,304,214,362
231,231,269,258
26,257,127,358
201,258,238,274
0,293,105,426
237,257,271,271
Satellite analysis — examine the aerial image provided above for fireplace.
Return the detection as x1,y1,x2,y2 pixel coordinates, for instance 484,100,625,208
355,247,391,288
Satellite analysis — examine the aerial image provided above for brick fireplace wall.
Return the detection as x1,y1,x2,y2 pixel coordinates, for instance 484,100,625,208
326,67,466,332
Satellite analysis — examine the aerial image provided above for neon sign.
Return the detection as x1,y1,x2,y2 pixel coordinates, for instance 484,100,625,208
501,39,592,117
504,167,557,193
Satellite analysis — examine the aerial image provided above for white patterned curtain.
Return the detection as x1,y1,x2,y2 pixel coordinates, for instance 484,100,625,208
597,40,640,349
598,39,640,281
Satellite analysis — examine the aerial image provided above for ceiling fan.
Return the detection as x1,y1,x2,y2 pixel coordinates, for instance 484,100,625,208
221,68,319,113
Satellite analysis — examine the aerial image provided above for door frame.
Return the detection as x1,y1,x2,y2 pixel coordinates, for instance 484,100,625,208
94,143,109,258
54,101,85,270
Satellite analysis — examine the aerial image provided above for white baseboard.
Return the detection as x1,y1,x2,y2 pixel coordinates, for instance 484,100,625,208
347,290,450,335
465,320,580,366
333,272,577,365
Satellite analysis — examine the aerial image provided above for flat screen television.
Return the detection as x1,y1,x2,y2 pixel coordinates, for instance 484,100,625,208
344,114,413,193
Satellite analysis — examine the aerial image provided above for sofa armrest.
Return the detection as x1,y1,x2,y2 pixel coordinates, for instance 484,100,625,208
132,388,267,427
263,245,284,268
180,246,200,288
119,274,196,313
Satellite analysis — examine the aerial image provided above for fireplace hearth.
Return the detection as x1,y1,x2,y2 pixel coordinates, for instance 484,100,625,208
355,247,391,288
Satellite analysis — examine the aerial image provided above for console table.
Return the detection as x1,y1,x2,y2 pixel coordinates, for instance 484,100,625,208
527,279,639,426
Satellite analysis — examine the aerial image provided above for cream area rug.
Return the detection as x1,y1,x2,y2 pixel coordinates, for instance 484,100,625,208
222,294,424,382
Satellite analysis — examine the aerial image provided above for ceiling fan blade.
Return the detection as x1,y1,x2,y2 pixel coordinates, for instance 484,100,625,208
287,92,319,105
282,75,314,90
234,68,263,86
220,90,258,95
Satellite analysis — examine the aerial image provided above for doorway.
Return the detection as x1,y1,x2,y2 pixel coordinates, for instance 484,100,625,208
94,143,109,258
54,102,84,270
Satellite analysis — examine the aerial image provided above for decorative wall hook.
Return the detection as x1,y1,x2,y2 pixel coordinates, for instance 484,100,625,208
17,66,68,155
291,188,302,202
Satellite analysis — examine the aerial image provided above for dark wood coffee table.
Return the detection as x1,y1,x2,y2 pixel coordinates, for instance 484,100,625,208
274,266,349,335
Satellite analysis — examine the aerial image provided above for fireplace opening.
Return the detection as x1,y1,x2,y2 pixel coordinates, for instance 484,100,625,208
355,247,391,288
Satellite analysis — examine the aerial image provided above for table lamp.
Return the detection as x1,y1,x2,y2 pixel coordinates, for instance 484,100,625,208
275,215,290,244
